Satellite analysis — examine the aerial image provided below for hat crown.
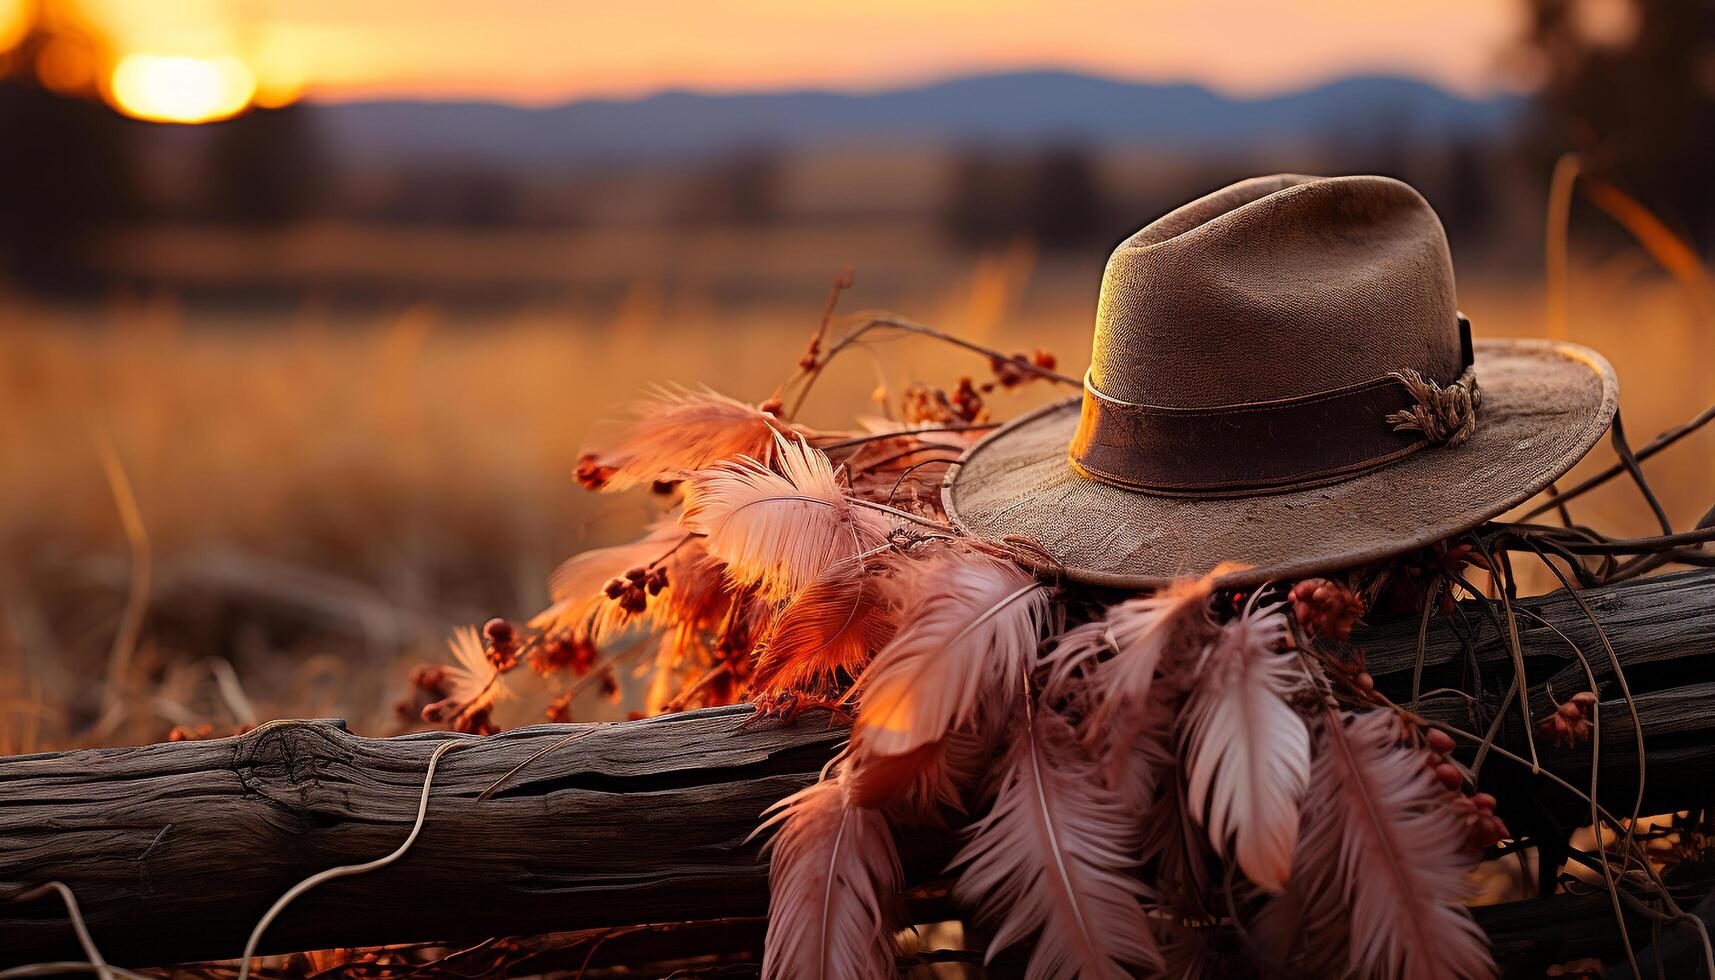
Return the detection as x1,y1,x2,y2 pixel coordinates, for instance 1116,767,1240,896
1090,174,1464,408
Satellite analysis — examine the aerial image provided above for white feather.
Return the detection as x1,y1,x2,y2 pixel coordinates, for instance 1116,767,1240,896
1180,600,1309,893
756,773,902,980
952,709,1161,980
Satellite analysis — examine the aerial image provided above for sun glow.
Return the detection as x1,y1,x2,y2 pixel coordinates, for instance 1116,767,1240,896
0,0,29,54
109,53,256,124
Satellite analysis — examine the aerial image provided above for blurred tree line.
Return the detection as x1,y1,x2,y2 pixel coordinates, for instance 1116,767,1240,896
1521,0,1715,246
943,0,1715,254
937,140,1504,255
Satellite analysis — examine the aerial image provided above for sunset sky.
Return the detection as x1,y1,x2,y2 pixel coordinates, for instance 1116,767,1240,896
55,0,1537,107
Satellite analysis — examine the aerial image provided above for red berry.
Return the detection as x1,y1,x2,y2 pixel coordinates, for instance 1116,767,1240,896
483,618,515,646
1434,763,1463,790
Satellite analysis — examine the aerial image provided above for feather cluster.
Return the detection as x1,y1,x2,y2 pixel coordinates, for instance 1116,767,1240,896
853,549,1049,757
430,367,1502,980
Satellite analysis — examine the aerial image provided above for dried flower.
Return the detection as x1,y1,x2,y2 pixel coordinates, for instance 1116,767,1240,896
986,348,1058,389
603,566,658,615
1288,577,1365,641
575,452,618,491
420,625,514,729
900,383,955,427
451,705,499,736
1416,722,1508,855
1536,691,1598,748
1452,791,1509,854
483,617,521,671
545,691,574,724
532,635,598,676
950,376,984,423
1377,541,1492,615
1425,727,1456,755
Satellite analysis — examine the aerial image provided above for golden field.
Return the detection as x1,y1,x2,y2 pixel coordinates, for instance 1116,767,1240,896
1,227,1710,755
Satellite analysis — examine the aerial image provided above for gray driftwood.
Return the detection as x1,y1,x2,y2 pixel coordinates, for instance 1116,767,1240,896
1,569,1711,971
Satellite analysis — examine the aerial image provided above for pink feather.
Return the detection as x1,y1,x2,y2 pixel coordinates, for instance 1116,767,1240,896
682,434,892,602
750,564,894,698
1180,599,1310,893
1272,709,1496,980
756,772,902,980
952,708,1161,980
580,385,788,491
846,726,989,821
1071,573,1221,758
852,549,1049,760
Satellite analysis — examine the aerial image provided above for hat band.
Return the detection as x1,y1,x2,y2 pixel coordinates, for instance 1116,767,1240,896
1068,362,1480,498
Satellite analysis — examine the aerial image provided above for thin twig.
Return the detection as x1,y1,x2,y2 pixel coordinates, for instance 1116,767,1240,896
90,433,150,740
815,424,999,451
237,738,471,980
1610,413,1675,536
786,313,1079,418
477,728,600,802
1520,400,1715,521
5,882,124,980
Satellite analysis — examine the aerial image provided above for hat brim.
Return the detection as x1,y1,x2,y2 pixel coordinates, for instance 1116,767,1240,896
942,338,1617,589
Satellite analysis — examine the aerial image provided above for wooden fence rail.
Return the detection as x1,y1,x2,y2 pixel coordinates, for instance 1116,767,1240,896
2,569,1712,972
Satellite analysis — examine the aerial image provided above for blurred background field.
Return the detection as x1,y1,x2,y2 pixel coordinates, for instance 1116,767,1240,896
1,0,1712,754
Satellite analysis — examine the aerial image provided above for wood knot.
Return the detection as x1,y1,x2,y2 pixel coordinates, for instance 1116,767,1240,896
230,720,349,805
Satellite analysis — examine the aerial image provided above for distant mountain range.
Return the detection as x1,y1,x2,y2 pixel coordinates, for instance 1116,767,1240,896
313,70,1524,168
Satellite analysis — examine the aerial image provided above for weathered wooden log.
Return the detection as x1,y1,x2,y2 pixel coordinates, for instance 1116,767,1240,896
1,569,1711,970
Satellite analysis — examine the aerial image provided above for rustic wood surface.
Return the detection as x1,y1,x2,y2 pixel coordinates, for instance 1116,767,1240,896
1,569,1711,970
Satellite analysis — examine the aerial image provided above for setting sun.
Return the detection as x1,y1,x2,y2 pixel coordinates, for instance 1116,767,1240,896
109,53,255,124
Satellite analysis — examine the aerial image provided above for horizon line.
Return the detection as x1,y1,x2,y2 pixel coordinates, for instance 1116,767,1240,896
295,64,1530,111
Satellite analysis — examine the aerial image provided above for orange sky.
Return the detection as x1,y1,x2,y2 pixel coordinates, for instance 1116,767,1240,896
66,0,1533,105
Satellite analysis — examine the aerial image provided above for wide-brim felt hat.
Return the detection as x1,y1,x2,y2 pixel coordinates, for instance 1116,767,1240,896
943,174,1617,589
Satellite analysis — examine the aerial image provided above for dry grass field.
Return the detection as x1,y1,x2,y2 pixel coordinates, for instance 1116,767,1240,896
2,237,1710,756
